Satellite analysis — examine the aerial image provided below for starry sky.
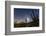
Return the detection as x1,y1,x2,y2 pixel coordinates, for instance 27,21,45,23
14,8,39,20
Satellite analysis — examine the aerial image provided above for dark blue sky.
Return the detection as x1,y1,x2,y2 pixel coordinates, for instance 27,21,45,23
14,8,39,19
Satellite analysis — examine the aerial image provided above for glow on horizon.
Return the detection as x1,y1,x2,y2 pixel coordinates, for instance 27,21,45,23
27,17,31,23
14,16,33,24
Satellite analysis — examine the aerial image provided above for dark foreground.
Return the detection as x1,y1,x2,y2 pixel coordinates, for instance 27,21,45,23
14,21,39,28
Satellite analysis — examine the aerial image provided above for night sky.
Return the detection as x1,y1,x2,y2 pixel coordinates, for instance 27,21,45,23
14,8,39,20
